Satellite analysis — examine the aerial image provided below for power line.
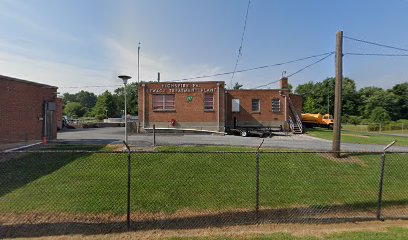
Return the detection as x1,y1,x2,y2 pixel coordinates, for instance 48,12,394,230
252,52,334,89
169,52,334,82
344,36,408,52
59,52,334,89
345,52,408,57
252,79,281,89
59,85,122,89
287,52,334,78
229,0,251,88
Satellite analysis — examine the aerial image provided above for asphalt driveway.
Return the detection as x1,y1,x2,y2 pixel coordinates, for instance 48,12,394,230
57,127,408,152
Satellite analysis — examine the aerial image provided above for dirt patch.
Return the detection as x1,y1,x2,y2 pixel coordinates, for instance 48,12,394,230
318,153,368,167
2,206,408,239
5,220,408,240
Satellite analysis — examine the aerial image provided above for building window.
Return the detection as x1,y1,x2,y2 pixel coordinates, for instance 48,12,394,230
204,93,214,111
153,94,175,110
252,99,260,112
232,99,240,112
272,98,280,112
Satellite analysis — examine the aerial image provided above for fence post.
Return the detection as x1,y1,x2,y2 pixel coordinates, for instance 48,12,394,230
153,124,156,147
376,140,396,220
376,152,386,220
123,141,131,229
255,139,264,222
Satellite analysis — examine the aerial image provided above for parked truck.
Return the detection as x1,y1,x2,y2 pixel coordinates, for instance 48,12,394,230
301,113,334,129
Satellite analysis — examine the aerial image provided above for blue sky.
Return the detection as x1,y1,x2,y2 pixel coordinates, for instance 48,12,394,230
1,0,408,94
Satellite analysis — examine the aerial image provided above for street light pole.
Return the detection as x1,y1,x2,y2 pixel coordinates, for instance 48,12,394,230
118,75,132,143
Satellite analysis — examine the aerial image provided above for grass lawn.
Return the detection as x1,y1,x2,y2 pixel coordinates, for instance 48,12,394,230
168,227,408,240
0,145,407,215
306,128,408,146
342,124,408,136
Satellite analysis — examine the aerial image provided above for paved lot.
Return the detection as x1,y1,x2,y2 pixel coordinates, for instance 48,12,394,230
57,127,408,152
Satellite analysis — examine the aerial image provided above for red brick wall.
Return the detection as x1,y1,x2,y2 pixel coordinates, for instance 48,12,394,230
0,77,60,143
226,89,290,128
55,98,63,130
289,94,302,117
137,81,302,132
138,82,225,131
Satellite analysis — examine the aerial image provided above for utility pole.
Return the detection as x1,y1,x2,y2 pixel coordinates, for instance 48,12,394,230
332,31,343,157
138,42,141,83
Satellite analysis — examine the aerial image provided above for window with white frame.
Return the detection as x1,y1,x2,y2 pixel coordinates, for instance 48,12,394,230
204,93,214,111
232,99,240,112
153,94,175,110
252,99,260,112
272,98,280,112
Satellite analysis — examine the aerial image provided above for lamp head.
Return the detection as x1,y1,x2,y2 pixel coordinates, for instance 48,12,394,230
118,75,132,85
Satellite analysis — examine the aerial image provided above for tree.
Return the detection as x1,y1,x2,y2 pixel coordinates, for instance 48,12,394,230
358,86,384,118
76,90,97,110
341,78,359,116
61,91,97,117
390,82,408,119
295,81,315,104
370,107,391,124
233,82,243,90
92,91,117,119
303,96,317,113
113,82,138,115
64,102,86,118
62,92,77,105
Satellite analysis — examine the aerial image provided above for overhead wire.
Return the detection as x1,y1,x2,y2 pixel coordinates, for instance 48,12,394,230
345,52,408,57
252,52,335,89
344,36,408,52
58,52,334,90
59,85,122,89
229,0,251,88
287,52,335,78
168,52,334,82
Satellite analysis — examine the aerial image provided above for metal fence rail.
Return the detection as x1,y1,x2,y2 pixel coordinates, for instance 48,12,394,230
0,148,407,237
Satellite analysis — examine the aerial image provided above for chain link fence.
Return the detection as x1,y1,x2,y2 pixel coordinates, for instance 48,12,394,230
1,146,407,238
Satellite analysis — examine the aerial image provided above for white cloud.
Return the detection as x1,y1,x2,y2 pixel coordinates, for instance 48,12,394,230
0,51,116,94
103,37,225,84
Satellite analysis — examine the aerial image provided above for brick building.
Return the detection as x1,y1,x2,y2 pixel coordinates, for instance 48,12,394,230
138,77,302,133
0,75,62,143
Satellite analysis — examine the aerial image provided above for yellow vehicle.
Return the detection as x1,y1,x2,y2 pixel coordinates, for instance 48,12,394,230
301,113,334,129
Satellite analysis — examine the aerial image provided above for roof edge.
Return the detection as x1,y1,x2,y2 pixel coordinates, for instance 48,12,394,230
0,75,58,89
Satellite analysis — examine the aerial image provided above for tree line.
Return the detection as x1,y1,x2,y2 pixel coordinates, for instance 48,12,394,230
62,78,407,125
62,83,138,120
295,78,408,124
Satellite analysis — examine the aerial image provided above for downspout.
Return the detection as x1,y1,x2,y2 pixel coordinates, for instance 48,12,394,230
43,101,47,140
224,89,227,132
284,94,287,122
142,84,146,129
217,83,220,132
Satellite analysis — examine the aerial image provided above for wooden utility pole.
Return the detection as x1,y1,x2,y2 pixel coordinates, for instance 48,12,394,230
332,31,343,157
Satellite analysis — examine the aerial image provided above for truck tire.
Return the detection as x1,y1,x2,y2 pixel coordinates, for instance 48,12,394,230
328,124,333,130
241,131,248,137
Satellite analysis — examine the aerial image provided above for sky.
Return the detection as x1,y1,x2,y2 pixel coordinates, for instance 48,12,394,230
1,0,408,94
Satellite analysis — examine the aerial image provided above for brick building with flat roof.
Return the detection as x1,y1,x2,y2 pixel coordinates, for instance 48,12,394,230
138,77,302,133
0,75,62,143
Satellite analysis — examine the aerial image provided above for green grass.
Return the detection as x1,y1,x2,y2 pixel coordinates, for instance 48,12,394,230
0,146,407,215
168,227,408,240
306,128,408,146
